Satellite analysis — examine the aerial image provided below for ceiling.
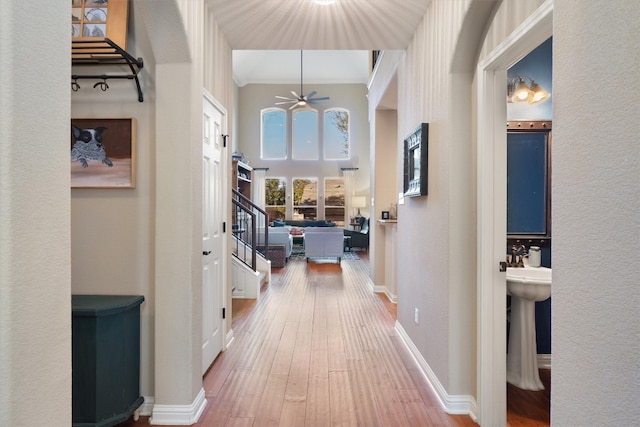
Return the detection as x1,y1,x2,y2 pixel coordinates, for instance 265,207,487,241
205,0,432,85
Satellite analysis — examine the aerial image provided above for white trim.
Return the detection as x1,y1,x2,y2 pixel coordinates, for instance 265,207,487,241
538,354,551,370
139,396,155,416
150,388,207,425
373,286,397,303
476,2,553,426
395,321,478,421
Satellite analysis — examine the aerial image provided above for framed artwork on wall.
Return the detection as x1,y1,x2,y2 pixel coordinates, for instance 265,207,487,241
72,0,130,48
71,118,136,188
403,123,429,197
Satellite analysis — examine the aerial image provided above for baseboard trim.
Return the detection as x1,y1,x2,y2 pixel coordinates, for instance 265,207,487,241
371,284,398,304
150,388,207,425
395,321,478,421
538,353,551,369
139,396,155,416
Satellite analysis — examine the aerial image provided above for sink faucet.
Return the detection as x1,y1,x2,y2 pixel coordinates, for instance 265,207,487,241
509,244,526,267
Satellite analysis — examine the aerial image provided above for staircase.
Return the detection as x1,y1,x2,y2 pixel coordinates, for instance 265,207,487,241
231,189,270,300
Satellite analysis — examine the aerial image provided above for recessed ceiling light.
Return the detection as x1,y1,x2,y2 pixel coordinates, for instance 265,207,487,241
313,0,337,5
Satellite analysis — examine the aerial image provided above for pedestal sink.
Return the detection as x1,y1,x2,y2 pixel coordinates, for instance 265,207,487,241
506,266,551,391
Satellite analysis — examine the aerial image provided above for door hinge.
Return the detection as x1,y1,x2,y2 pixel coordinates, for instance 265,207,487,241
223,221,226,233
222,307,226,319
222,134,228,147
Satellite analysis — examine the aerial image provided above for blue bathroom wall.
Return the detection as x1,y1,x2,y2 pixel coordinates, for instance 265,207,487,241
508,37,553,120
507,37,553,355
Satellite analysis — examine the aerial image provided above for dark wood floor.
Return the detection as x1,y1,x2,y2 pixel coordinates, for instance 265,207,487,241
125,251,548,426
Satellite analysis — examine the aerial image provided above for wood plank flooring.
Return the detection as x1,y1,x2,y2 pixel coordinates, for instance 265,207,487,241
124,253,548,426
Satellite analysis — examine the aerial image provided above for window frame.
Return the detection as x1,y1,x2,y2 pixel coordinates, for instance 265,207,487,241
292,177,318,220
265,176,287,222
323,108,350,160
260,107,287,160
323,177,345,226
292,108,319,161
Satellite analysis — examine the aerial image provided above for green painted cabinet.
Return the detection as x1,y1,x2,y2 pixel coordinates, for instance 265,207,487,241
72,295,145,427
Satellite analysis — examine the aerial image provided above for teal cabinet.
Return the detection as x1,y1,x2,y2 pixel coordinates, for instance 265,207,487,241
72,295,145,427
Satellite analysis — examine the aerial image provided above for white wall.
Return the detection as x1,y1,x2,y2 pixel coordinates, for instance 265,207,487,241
552,2,640,424
0,1,71,425
70,1,157,397
395,0,476,396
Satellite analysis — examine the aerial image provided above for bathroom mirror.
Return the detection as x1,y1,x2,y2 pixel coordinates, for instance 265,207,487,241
403,123,428,197
507,121,551,239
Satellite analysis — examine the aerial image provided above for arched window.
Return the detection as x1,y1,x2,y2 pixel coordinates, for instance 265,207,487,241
292,109,318,160
324,108,349,160
261,108,286,159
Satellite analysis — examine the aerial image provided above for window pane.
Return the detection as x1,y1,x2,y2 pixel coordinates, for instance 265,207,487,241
262,109,286,159
325,207,345,226
293,178,317,219
265,177,286,222
324,109,349,159
324,178,345,226
293,109,318,160
324,178,345,207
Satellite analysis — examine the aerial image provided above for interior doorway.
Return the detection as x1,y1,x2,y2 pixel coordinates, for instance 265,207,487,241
476,3,553,426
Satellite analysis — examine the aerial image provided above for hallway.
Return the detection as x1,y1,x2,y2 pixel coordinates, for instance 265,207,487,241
132,256,477,426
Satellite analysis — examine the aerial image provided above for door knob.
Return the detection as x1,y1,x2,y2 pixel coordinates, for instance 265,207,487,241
203,251,211,256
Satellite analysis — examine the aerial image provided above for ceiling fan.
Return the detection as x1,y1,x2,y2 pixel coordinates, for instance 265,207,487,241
275,50,330,110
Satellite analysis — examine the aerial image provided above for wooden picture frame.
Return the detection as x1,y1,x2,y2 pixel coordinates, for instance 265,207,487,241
71,118,136,188
403,123,429,197
506,121,552,239
72,0,130,49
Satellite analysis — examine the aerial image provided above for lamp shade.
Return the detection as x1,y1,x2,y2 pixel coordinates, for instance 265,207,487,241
351,196,366,208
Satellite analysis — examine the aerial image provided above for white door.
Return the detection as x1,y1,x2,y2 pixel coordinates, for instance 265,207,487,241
202,94,226,374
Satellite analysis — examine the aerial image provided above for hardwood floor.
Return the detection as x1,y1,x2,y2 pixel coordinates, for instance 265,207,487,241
124,251,548,426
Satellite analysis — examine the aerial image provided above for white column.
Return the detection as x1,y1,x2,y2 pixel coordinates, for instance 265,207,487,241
0,1,71,426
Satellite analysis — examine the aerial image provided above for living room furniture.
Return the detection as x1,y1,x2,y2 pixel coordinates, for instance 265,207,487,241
345,217,369,250
256,227,293,265
303,227,344,263
72,295,145,427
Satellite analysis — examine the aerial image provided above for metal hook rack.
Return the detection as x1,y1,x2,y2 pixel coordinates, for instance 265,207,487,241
72,38,144,102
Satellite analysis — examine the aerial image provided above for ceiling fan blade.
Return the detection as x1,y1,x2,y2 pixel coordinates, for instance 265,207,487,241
291,90,301,99
308,96,330,102
275,101,295,105
275,95,293,100
306,90,317,99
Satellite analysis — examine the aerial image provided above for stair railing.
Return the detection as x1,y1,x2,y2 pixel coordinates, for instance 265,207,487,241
231,189,269,271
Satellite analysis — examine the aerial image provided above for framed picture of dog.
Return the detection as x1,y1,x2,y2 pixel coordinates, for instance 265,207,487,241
71,118,136,188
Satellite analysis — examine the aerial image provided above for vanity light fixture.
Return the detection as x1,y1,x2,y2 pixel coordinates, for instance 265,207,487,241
507,76,550,104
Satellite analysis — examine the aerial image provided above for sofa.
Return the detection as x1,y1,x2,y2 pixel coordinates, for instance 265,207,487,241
273,219,336,228
303,226,344,263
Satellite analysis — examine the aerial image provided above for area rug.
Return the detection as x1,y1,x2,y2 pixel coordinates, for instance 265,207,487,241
289,250,360,261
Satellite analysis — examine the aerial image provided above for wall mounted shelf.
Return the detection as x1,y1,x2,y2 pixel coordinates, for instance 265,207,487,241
72,38,144,102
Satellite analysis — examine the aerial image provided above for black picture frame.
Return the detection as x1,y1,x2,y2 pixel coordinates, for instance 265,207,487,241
381,211,390,220
403,123,428,197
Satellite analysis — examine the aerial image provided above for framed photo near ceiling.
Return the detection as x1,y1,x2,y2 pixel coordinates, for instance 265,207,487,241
403,123,429,197
71,0,130,48
71,118,136,188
